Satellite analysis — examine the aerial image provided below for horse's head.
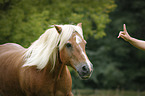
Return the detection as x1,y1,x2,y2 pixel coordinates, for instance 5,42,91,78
55,23,93,80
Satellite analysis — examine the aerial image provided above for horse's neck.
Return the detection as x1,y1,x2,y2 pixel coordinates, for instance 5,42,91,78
43,61,66,80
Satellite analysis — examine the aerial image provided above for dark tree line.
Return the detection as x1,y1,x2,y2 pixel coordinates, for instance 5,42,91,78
72,0,145,91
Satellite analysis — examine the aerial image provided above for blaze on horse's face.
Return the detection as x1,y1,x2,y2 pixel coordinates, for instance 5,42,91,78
60,32,93,80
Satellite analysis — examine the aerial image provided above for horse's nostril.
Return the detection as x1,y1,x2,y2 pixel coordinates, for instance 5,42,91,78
82,65,87,71
82,66,87,71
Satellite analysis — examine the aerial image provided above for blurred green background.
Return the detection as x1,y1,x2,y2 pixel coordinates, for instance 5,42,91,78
1,0,145,95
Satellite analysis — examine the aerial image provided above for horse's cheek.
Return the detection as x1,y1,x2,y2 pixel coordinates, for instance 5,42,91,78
60,49,69,63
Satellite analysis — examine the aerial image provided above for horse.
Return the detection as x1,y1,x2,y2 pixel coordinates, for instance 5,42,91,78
0,23,93,96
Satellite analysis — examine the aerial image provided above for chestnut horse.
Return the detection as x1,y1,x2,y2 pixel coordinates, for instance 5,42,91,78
0,23,93,96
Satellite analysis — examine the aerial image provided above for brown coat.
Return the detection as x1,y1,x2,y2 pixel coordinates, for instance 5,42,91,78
0,43,73,96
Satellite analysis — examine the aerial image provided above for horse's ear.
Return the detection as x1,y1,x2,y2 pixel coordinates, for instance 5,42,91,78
54,25,62,34
77,23,82,28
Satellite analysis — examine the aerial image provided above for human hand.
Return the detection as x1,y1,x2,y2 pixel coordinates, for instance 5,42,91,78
117,24,131,41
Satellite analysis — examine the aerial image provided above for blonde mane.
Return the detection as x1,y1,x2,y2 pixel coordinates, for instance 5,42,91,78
23,24,83,70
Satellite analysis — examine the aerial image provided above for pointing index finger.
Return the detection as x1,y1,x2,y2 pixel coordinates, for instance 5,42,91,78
123,24,127,32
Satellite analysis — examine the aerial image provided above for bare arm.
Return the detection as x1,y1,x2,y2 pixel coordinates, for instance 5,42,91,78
118,24,145,51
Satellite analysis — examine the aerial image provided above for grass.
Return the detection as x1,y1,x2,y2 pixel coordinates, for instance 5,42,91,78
73,89,145,96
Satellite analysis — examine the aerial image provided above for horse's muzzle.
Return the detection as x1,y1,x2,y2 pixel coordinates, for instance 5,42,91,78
76,63,93,80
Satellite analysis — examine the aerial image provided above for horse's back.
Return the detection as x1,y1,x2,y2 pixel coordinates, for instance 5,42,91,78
0,43,25,53
0,43,26,96
0,43,26,64
0,43,25,66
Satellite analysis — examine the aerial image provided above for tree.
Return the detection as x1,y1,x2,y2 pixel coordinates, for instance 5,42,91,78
0,0,116,47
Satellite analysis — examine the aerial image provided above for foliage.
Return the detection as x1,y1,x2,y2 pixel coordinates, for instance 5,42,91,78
0,0,116,47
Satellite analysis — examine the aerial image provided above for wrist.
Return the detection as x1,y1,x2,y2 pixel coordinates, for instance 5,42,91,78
127,36,134,43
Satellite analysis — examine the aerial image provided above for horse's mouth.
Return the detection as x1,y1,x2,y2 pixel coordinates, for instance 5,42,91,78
80,75,90,80
77,70,93,80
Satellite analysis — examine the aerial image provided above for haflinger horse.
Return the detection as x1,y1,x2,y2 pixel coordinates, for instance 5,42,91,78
0,23,93,96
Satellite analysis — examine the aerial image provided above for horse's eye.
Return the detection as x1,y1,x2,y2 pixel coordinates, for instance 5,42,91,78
66,43,72,48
